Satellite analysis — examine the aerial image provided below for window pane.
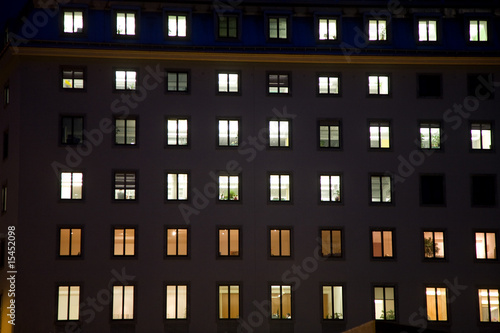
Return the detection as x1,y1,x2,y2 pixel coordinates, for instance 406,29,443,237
166,285,177,318
113,286,124,319
167,229,177,255
281,230,290,256
321,230,331,255
479,21,487,41
269,121,279,146
371,177,381,202
282,285,292,318
270,175,280,200
69,286,80,320
229,73,238,92
60,229,70,256
123,286,134,319
114,229,124,256
271,285,281,317
125,229,135,255
230,229,239,255
418,21,427,41
126,14,135,35
178,16,187,37
218,73,228,92
333,286,343,319
470,20,478,41
58,286,69,320
269,18,277,39
379,20,387,40
177,285,187,318
369,76,379,94
383,231,393,257
372,231,382,257
486,233,496,259
270,229,280,256
382,176,391,202
428,21,437,41
369,20,378,40
379,76,389,95
229,120,238,146
219,229,228,255
219,286,229,318
71,229,81,255
332,230,341,256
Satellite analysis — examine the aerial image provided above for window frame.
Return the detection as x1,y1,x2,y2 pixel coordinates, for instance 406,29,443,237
111,284,136,321
477,287,500,323
318,119,342,150
370,174,393,204
269,227,292,258
320,228,344,259
165,116,190,148
267,72,291,95
373,285,397,321
319,173,343,204
474,230,498,261
114,116,138,146
416,17,440,44
113,9,139,38
217,118,240,148
425,286,448,322
60,115,84,146
270,284,293,320
268,173,292,203
165,226,189,259
217,283,241,320
321,284,344,320
366,17,390,43
60,7,86,36
317,73,341,96
467,18,489,43
59,171,84,201
266,14,290,42
419,121,442,150
113,170,137,202
216,12,241,40
165,171,190,202
166,70,190,94
164,283,189,320
61,66,86,91
470,121,494,151
422,229,446,261
58,226,83,259
216,71,241,95
420,174,446,206
112,227,137,258
369,120,392,150
367,74,391,97
56,284,81,322
268,118,291,148
217,227,241,258
218,173,241,202
164,11,191,40
316,15,341,43
114,68,137,92
370,229,396,260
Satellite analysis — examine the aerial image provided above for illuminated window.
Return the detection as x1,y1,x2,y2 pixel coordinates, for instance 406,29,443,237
368,19,387,41
113,228,135,257
61,116,84,145
469,20,488,42
319,120,341,148
218,119,239,147
471,175,496,206
269,17,287,40
166,173,188,200
471,122,492,150
166,285,187,319
318,75,339,95
371,175,392,203
59,228,82,257
320,175,341,202
115,118,136,145
217,72,239,93
112,285,134,320
268,73,289,94
218,15,238,38
271,285,292,319
269,120,290,147
368,75,390,95
167,14,187,37
166,228,188,256
475,232,497,260
115,70,136,90
63,10,84,34
318,18,337,40
57,286,80,321
115,12,136,36
423,231,445,259
370,121,391,148
374,287,396,320
418,19,437,41
61,172,83,200
269,174,291,202
426,287,447,321
114,172,136,201
3,84,9,105
167,118,189,146
322,285,343,320
420,122,441,149
420,175,445,206
372,230,394,258
218,228,239,256
219,175,239,201
478,288,499,322
219,285,240,319
62,68,85,89
321,229,342,257
167,71,188,92
270,228,291,257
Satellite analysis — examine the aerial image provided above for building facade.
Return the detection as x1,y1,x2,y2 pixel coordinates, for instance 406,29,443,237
0,0,499,332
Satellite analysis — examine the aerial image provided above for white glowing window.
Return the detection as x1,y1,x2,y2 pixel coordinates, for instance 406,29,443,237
59,228,82,256
115,70,136,90
271,285,292,319
418,19,437,41
219,175,239,201
270,174,290,201
319,18,337,40
420,123,441,149
475,232,497,260
113,285,134,320
268,74,289,94
61,172,83,200
166,285,187,319
219,229,239,256
57,286,80,320
167,118,188,146
218,73,239,93
114,172,136,200
471,123,492,150
167,228,188,256
322,286,343,320
426,287,447,321
113,228,135,256
374,287,395,320
469,20,488,42
319,121,340,148
218,119,239,147
167,173,188,200
318,76,339,94
63,10,83,33
168,15,187,37
368,75,389,95
369,19,387,41
115,118,136,145
62,69,84,89
370,122,391,148
116,12,136,36
478,288,499,322
372,230,393,258
167,72,188,92
423,231,445,259
269,17,287,39
371,176,392,203
320,175,341,202
269,120,290,147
